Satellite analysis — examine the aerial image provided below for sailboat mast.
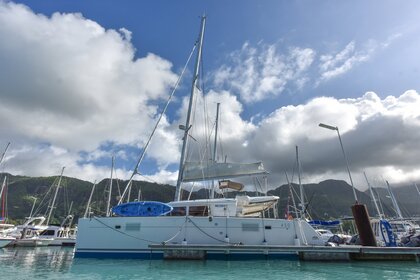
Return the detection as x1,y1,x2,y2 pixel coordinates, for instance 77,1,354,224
46,166,65,225
363,172,383,219
0,142,10,166
385,180,403,219
414,183,420,200
210,102,220,199
285,171,298,218
296,146,305,219
175,15,206,201
0,177,6,201
84,181,97,218
106,156,114,217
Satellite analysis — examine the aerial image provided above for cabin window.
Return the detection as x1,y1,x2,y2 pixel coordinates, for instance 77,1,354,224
242,223,259,232
265,225,272,230
125,223,141,231
169,207,186,216
188,206,209,216
39,230,55,236
115,225,121,229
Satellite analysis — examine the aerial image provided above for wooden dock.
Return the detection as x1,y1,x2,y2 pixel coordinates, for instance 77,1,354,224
148,244,420,261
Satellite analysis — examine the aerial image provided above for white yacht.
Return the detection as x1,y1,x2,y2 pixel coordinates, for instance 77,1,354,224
38,215,77,246
7,216,52,247
75,16,325,259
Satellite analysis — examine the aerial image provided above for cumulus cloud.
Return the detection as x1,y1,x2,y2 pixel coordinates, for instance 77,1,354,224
213,42,315,103
243,90,420,189
167,87,420,191
0,2,178,180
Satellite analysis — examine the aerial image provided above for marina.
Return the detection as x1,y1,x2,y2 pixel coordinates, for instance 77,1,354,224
0,1,420,279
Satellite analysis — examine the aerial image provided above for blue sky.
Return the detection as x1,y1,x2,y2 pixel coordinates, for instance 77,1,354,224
1,0,420,191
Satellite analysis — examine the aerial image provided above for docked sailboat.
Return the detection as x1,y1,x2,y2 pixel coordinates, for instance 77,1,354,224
9,168,76,246
75,16,325,259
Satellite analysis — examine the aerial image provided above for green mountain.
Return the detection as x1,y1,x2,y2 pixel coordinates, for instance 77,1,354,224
1,173,418,224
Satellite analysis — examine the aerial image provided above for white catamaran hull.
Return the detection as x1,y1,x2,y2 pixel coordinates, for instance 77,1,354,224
75,216,323,258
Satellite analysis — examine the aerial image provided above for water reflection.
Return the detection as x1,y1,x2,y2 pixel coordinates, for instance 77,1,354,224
0,247,74,274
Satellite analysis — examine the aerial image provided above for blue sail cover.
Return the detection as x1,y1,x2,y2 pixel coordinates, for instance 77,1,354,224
308,220,340,227
112,201,173,217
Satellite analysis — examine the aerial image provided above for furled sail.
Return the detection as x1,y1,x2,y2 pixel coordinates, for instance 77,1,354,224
182,162,268,182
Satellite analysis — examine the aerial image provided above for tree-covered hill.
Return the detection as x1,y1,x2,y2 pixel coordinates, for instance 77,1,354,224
1,172,418,224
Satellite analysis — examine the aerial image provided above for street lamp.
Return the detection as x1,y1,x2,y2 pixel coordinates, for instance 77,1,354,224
319,123,358,203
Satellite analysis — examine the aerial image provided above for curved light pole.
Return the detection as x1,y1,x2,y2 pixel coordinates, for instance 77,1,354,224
319,123,358,203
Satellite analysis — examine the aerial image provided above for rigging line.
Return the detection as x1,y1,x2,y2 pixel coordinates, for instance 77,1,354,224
33,178,56,217
187,217,232,244
118,43,197,205
163,216,189,243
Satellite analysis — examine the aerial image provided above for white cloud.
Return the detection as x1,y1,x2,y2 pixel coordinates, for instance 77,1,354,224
176,90,420,190
317,33,402,84
213,42,315,103
318,41,370,82
163,88,420,190
0,2,178,179
243,90,420,189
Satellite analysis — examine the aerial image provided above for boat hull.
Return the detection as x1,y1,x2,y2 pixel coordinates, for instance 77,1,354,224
0,237,15,248
12,238,53,247
75,216,323,259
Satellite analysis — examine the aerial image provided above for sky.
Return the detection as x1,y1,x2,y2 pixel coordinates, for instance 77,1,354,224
1,0,420,193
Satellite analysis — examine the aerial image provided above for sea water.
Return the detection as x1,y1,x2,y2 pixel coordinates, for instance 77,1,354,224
0,247,419,280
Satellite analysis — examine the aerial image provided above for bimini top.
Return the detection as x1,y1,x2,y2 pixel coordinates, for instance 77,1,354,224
112,201,173,217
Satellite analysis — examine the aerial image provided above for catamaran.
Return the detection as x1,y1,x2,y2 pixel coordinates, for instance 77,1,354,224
75,16,325,259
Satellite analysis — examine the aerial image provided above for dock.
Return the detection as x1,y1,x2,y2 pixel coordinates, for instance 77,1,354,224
148,244,420,261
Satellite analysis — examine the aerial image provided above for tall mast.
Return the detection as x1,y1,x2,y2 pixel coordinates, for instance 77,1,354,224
0,177,6,202
385,180,403,219
210,102,220,199
363,172,383,219
46,166,65,225
0,142,10,166
175,15,206,201
414,183,420,200
296,146,305,219
285,171,298,218
106,156,114,217
84,181,97,218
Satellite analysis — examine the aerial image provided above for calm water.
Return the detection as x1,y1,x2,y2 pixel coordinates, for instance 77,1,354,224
0,247,419,280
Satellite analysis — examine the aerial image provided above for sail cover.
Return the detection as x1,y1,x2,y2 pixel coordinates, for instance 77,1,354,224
182,162,268,182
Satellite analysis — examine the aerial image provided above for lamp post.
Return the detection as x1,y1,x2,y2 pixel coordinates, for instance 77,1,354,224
319,123,358,203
